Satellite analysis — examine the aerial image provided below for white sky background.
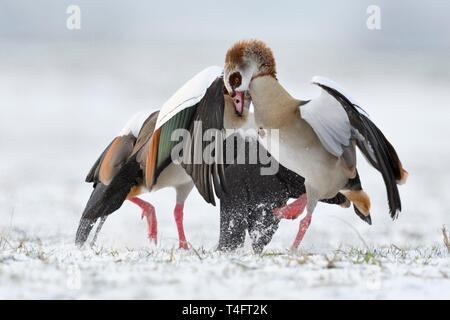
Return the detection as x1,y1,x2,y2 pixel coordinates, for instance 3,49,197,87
0,1,449,49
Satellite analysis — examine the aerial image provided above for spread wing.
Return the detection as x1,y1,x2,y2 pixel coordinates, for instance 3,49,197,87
77,66,227,247
181,76,227,205
146,66,227,205
300,76,407,218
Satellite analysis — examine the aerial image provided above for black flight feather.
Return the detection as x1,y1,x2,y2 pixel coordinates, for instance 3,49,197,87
318,85,402,218
182,77,227,205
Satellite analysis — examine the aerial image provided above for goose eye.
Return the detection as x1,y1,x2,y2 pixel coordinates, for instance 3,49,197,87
229,72,242,89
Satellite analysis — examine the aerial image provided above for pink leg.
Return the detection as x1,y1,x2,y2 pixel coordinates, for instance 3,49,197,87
273,194,307,220
129,197,157,244
174,203,188,249
291,212,312,249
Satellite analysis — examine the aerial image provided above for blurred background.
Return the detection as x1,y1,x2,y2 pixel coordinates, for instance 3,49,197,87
0,0,449,250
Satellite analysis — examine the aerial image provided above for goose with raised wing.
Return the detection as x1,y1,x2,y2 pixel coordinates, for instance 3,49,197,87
76,66,227,249
219,96,373,253
223,40,408,249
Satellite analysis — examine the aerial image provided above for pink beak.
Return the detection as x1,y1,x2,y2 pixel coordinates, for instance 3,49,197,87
231,91,245,115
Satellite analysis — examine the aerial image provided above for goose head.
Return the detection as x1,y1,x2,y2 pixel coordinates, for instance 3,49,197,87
224,40,276,116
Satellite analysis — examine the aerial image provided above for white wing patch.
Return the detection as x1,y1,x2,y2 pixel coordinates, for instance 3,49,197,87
311,76,360,106
301,90,351,157
155,66,223,130
312,76,369,117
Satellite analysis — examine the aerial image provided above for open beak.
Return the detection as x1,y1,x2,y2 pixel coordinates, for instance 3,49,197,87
231,91,245,116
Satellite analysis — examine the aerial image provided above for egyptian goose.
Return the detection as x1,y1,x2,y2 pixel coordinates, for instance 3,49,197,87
76,66,228,249
223,40,408,249
218,101,371,253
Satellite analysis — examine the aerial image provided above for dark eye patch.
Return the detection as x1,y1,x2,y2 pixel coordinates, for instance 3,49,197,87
229,72,242,89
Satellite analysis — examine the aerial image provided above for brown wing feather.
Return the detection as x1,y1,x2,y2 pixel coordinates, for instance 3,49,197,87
132,111,160,156
98,134,136,185
85,139,114,183
144,127,161,189
123,111,160,190
98,136,121,185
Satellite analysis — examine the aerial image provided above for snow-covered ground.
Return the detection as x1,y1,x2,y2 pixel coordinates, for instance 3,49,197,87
1,234,449,299
0,41,449,299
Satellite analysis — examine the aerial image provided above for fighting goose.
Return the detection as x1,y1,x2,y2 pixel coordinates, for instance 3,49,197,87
219,98,371,253
223,40,408,249
76,66,228,249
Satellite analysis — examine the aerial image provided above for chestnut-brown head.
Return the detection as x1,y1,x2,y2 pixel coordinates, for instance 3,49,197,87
224,40,276,115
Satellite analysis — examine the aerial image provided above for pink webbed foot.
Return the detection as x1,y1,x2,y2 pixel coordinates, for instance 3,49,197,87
174,203,188,250
291,212,312,249
129,197,157,244
273,194,307,220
